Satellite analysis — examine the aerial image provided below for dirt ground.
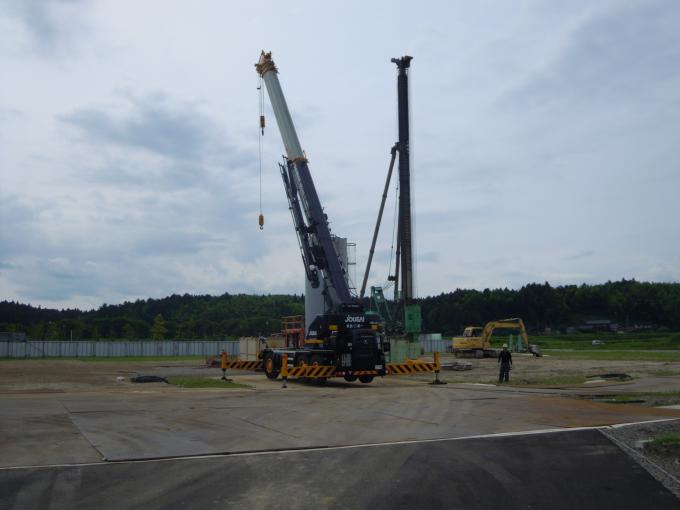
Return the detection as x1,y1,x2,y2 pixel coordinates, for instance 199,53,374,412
2,353,680,394
0,359,208,393
437,352,680,388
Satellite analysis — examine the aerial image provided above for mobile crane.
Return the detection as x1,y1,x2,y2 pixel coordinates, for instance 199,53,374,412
255,51,387,383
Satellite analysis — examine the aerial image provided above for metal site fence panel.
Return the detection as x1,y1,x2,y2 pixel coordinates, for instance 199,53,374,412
0,341,239,359
419,338,451,354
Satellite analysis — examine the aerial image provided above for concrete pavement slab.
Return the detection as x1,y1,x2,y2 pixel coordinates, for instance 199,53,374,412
58,384,680,462
3,382,680,467
0,398,102,468
1,429,677,510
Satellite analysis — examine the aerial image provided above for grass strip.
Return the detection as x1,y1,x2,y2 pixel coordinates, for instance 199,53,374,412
0,356,206,362
646,432,680,456
650,433,680,447
596,391,680,406
481,374,588,387
533,332,680,351
543,350,680,362
510,375,588,386
169,377,250,389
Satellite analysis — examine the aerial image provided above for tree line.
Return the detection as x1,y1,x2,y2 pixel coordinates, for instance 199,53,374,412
420,280,680,335
0,293,304,341
1,280,679,340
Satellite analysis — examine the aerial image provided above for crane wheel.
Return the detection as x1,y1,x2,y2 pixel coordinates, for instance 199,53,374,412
264,354,279,380
344,374,357,382
359,375,374,384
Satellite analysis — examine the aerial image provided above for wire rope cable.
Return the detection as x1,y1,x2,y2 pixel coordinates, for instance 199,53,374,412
257,75,264,229
385,172,400,289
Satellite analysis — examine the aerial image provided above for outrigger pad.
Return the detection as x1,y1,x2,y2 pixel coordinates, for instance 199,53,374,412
529,345,542,357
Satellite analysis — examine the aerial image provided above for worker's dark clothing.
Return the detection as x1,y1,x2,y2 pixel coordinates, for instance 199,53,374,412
498,350,512,383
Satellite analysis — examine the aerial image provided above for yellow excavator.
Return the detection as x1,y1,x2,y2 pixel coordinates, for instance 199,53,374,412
452,318,541,358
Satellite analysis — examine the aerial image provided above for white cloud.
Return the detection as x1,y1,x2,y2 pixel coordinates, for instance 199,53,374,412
1,0,679,308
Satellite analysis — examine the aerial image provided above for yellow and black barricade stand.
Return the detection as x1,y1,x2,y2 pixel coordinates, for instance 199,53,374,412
432,351,446,385
220,351,232,382
281,353,289,388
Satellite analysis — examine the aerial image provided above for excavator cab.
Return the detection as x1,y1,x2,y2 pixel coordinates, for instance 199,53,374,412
462,327,483,338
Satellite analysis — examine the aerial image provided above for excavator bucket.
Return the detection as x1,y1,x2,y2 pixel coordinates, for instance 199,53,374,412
529,344,542,357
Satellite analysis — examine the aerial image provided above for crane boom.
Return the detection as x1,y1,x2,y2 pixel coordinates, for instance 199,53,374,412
256,51,352,311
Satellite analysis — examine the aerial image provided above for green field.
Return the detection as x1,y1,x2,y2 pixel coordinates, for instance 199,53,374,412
0,356,207,362
543,350,680,361
480,331,680,361
532,331,680,350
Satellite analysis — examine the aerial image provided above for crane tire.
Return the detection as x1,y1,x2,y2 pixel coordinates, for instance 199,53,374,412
264,353,279,380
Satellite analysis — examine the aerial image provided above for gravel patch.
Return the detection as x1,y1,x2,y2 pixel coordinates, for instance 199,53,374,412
601,419,680,500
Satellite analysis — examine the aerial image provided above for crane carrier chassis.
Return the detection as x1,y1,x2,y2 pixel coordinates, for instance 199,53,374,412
214,350,444,384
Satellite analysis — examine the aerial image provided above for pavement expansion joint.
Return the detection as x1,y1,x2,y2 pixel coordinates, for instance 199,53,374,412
237,416,302,439
58,401,108,463
376,411,441,425
66,409,142,414
448,397,499,401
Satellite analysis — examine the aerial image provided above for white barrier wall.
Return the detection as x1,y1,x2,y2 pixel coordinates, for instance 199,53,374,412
0,341,239,358
0,338,450,358
418,338,451,353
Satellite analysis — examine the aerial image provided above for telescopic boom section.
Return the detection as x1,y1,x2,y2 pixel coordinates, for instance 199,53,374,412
256,51,352,310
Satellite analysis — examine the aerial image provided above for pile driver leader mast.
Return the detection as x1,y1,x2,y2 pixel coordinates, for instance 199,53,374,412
360,56,421,338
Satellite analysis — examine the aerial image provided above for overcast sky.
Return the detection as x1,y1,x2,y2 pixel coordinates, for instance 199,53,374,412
1,0,679,310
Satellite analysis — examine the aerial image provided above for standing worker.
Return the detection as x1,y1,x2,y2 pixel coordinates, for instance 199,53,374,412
498,344,512,383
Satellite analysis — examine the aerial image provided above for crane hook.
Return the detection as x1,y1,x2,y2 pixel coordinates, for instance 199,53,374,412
259,213,264,230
